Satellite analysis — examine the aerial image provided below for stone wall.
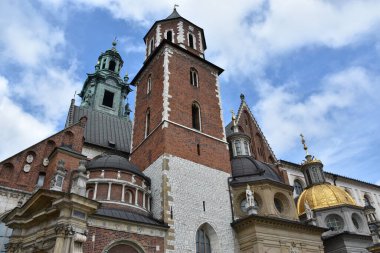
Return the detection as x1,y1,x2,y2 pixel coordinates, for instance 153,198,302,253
144,154,238,253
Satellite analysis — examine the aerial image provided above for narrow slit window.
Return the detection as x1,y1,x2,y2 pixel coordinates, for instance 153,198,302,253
189,33,194,48
192,103,201,131
149,38,154,55
147,75,152,94
102,90,114,108
145,108,151,138
197,144,200,155
190,68,198,87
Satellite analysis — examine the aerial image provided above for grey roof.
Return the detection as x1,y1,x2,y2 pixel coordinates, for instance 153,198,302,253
166,8,181,20
95,208,168,228
87,154,149,181
71,106,132,154
231,156,282,184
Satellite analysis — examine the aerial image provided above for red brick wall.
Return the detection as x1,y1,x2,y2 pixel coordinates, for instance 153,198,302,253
131,47,231,173
0,120,85,192
237,109,275,164
83,226,165,253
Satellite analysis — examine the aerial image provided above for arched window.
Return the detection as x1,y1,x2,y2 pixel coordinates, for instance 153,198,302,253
109,60,116,71
192,102,201,131
234,140,242,156
190,68,198,87
147,75,152,94
125,190,133,204
243,141,250,155
101,58,106,69
145,108,151,138
196,228,211,253
325,214,344,231
148,38,154,55
0,163,14,181
293,180,304,195
166,30,173,42
189,33,195,49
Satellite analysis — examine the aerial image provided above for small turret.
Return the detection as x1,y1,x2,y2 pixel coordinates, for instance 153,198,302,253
227,109,252,157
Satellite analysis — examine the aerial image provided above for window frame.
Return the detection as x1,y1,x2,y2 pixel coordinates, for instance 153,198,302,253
147,75,152,94
190,68,199,87
191,102,201,131
145,108,151,138
196,228,211,253
102,89,115,108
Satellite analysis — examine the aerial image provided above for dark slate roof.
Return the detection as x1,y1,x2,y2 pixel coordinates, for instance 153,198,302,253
166,8,181,20
87,154,149,181
95,208,168,228
71,106,132,154
225,121,234,137
231,156,282,184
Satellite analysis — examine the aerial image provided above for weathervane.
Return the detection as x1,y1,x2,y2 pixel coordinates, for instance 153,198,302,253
174,4,179,10
300,134,309,156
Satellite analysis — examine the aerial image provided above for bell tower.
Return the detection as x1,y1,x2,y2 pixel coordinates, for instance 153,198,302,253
78,41,131,117
130,8,236,253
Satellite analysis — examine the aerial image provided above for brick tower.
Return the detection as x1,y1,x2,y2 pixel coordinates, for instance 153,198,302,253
130,8,236,253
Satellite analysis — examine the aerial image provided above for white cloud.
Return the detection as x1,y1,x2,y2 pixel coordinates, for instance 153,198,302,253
0,1,65,66
0,76,55,161
255,67,380,167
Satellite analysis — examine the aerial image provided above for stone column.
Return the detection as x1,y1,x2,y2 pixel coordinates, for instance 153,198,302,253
107,183,112,200
121,184,126,202
93,182,98,200
143,192,146,208
135,189,139,205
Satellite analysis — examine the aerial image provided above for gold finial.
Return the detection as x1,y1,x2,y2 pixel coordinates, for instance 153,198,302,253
231,109,236,126
300,133,309,156
112,37,118,48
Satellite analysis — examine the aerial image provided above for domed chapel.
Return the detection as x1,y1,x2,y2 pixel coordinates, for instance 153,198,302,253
1,8,380,253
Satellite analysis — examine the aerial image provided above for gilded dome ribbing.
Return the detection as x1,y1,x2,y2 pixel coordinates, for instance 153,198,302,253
297,184,357,215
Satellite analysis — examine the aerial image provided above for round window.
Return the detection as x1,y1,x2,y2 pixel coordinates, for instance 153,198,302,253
240,199,259,213
326,214,344,231
240,199,247,213
274,198,283,213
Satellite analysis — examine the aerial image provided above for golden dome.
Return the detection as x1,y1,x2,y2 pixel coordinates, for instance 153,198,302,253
297,184,357,215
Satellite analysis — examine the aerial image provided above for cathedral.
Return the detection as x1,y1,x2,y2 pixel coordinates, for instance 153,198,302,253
1,8,380,253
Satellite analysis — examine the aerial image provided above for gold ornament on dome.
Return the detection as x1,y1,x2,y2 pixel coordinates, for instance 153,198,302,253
299,134,322,165
297,184,357,215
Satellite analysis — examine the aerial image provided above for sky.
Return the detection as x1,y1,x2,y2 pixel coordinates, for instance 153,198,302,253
0,0,380,184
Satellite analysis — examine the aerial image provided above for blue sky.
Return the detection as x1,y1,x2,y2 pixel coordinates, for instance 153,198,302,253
0,0,380,184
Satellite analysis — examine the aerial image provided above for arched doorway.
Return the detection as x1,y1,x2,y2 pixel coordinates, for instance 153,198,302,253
105,240,145,253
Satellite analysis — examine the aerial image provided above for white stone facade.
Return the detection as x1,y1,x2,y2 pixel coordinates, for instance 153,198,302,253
144,154,238,253
0,187,29,252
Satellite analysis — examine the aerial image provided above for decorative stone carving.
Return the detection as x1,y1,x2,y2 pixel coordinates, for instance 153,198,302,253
55,224,74,236
246,185,254,208
132,175,136,184
71,160,89,196
26,154,34,163
305,200,313,220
